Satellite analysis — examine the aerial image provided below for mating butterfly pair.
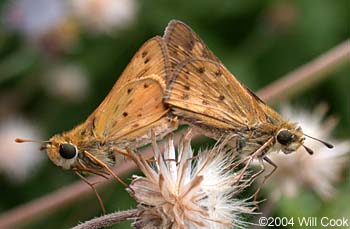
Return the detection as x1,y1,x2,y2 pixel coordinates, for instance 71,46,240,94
17,20,332,183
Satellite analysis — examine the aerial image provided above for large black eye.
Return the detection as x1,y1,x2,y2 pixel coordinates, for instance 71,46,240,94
59,144,77,159
277,130,293,145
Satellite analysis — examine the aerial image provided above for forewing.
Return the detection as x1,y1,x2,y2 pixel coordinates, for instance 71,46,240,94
106,36,170,94
166,59,268,129
100,77,170,142
163,20,220,71
82,37,172,143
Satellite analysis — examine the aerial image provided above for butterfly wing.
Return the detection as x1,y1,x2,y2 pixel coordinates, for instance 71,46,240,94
81,37,174,146
100,36,170,97
163,20,220,72
166,59,269,130
164,21,273,129
98,76,171,144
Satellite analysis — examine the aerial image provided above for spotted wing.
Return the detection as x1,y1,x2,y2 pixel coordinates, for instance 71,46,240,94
163,20,220,72
100,36,170,97
82,37,173,146
95,77,171,144
166,59,269,129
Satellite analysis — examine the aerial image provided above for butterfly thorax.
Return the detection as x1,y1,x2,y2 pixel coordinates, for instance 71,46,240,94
236,120,304,156
235,123,278,156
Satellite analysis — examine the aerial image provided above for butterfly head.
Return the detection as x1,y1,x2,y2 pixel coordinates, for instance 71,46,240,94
46,135,79,169
276,124,333,155
15,135,127,186
276,126,305,154
15,135,79,169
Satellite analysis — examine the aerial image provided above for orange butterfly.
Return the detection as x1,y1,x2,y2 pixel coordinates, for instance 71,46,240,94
17,37,177,183
163,20,332,169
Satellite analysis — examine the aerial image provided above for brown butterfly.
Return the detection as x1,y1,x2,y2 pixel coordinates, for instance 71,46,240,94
163,20,333,170
16,36,177,183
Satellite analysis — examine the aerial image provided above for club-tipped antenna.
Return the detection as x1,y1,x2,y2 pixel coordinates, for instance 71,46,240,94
303,145,314,155
15,138,50,151
304,133,334,149
15,138,50,144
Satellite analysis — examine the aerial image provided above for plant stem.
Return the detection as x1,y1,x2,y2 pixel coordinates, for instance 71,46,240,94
257,39,350,103
72,209,138,229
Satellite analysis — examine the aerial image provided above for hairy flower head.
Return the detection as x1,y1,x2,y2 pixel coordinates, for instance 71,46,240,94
127,131,254,228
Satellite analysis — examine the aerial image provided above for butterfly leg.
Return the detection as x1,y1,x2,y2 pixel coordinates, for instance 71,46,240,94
260,156,277,189
234,156,253,184
252,156,278,206
83,151,128,187
245,159,266,188
112,146,133,159
235,137,274,184
75,160,110,179
74,171,106,215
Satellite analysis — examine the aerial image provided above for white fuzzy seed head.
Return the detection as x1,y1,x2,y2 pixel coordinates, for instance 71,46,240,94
128,132,254,229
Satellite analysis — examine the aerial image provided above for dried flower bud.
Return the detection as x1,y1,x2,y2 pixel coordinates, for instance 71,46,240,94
128,131,254,228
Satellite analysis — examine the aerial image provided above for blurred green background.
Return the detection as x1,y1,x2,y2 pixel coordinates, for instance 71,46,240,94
0,0,349,228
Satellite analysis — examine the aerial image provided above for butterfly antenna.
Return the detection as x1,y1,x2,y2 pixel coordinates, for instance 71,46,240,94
304,133,334,148
15,138,50,151
15,138,50,143
302,145,314,155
